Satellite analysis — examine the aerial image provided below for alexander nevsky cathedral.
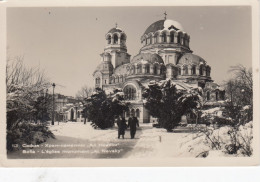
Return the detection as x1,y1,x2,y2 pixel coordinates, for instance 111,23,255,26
93,15,225,123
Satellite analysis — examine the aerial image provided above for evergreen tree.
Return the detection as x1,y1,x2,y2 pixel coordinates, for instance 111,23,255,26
143,80,200,131
86,88,129,129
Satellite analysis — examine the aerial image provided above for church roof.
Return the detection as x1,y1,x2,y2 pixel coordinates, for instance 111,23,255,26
108,27,123,34
131,53,164,64
178,53,206,65
143,19,184,36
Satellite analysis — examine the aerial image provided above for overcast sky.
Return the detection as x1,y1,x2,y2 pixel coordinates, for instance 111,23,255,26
7,6,252,96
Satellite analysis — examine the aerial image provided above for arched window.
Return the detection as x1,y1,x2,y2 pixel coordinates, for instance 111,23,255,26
162,32,167,43
156,34,160,43
216,92,219,101
95,77,100,84
117,77,120,83
77,111,80,118
160,67,165,75
192,66,196,75
183,66,188,75
121,34,126,45
199,65,203,75
146,65,150,74
154,66,158,75
124,85,137,100
178,68,181,75
108,35,111,44
206,67,210,76
207,91,210,101
170,32,174,43
150,36,153,44
136,109,140,118
137,65,142,74
178,34,181,44
113,34,118,44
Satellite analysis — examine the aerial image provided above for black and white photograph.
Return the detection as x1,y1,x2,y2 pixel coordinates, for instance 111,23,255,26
1,1,259,167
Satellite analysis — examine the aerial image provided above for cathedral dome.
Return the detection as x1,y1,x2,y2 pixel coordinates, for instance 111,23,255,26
178,53,206,65
131,53,164,64
108,27,123,34
143,19,184,36
94,61,113,73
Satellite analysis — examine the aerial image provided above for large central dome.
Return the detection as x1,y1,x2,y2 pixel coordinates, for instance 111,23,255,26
143,19,184,36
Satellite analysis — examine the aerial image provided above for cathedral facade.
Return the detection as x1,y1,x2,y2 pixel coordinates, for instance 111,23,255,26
93,17,225,123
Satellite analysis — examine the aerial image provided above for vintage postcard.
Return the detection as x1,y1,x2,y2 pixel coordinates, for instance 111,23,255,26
0,0,259,167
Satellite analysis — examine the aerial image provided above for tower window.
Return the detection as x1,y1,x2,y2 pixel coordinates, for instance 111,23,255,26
170,32,174,43
178,68,181,75
113,34,118,44
162,32,166,43
192,66,196,75
108,36,111,44
199,65,203,75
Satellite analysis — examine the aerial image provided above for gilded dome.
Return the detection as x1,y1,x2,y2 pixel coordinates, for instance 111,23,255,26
143,19,184,36
178,53,206,65
131,53,164,64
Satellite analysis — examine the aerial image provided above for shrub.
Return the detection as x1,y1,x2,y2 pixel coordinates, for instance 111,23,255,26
6,122,55,152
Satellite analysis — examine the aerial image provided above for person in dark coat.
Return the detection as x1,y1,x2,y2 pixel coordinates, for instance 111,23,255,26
128,113,139,139
116,115,127,139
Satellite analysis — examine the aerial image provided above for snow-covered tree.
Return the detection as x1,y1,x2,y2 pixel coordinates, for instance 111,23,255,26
143,79,201,131
85,88,129,129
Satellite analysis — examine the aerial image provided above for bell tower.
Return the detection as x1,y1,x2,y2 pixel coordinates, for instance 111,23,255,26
104,24,131,69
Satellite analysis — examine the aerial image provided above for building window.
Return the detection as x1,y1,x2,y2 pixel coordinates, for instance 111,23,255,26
178,68,181,75
108,35,111,44
207,91,210,101
124,85,137,100
146,65,150,73
192,66,196,75
137,65,142,74
178,34,181,44
170,32,174,43
154,66,158,75
206,67,210,76
77,111,80,118
183,67,188,75
216,92,219,101
162,32,166,43
113,34,118,44
95,77,100,84
160,67,164,75
199,65,203,75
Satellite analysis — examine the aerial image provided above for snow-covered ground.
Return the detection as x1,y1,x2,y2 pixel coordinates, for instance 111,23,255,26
10,121,250,159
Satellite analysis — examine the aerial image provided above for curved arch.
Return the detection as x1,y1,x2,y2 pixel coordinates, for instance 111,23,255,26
199,65,204,75
161,31,167,43
191,65,196,75
120,32,127,40
113,33,119,44
105,33,113,40
170,31,175,43
123,85,137,100
183,65,188,75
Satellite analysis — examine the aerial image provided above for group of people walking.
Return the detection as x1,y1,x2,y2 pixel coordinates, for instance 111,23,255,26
115,113,139,139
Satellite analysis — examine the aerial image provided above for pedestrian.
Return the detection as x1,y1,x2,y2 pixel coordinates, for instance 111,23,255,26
116,115,127,139
128,112,139,139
